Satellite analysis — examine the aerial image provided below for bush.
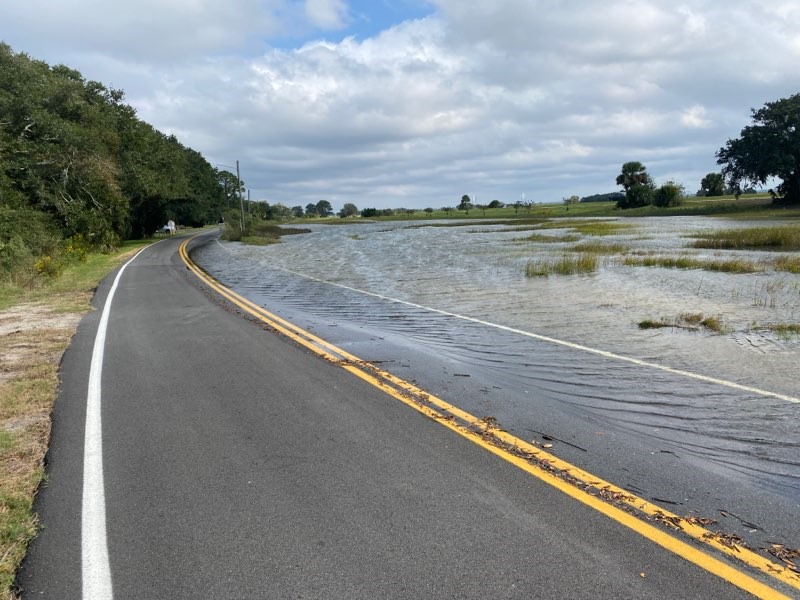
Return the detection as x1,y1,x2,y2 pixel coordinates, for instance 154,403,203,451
653,182,685,207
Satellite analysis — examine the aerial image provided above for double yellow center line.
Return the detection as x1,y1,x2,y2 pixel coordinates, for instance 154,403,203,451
180,236,799,599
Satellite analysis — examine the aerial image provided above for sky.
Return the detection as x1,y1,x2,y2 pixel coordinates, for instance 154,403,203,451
3,0,800,210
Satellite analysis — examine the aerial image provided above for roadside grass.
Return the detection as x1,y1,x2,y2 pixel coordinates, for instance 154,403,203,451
228,222,312,245
639,313,727,333
0,240,150,599
689,225,800,251
525,254,598,277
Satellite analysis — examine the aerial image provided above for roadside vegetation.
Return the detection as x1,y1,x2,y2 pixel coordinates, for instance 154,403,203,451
0,241,150,599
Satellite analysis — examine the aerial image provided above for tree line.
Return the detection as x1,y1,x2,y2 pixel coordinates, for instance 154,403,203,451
612,93,800,209
0,43,230,283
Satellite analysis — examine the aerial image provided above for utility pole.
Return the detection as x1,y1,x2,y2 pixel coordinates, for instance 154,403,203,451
236,160,245,235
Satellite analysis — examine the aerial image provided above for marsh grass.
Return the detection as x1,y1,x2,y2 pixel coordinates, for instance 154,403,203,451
525,254,598,277
522,233,582,243
638,312,727,333
570,242,631,254
538,220,635,236
772,255,800,273
622,255,763,273
690,225,800,251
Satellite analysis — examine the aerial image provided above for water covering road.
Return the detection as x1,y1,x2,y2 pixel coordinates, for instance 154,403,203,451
191,217,800,549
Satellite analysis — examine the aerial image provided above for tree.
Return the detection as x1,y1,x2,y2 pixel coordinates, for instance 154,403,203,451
315,200,333,217
338,202,358,218
458,194,473,213
487,199,504,209
615,161,651,191
291,205,304,218
653,181,685,207
305,203,318,216
717,93,800,204
424,207,434,214
617,183,654,209
699,172,725,197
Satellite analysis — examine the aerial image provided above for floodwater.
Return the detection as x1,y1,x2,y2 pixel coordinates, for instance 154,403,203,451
190,216,800,545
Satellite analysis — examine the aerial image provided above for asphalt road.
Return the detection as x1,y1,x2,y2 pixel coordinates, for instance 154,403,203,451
16,234,782,598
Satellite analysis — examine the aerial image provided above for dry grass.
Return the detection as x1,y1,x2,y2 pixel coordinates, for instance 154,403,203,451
0,241,148,599
0,308,82,596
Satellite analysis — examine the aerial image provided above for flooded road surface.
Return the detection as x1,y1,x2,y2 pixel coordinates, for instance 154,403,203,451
190,217,800,548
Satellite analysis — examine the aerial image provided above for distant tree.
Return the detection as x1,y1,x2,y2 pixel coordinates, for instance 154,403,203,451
616,161,652,191
563,195,580,205
315,200,333,217
338,202,358,218
652,181,685,207
442,206,453,215
291,205,305,218
700,172,725,197
458,195,473,213
424,207,434,214
305,203,318,217
717,94,800,204
360,207,378,217
617,182,654,209
513,201,523,214
487,199,504,209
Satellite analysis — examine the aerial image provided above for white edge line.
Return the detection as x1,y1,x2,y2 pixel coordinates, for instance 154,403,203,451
266,263,799,405
82,247,146,600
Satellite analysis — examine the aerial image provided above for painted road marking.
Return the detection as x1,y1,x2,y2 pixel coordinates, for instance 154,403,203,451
181,236,799,599
268,264,800,405
82,247,146,600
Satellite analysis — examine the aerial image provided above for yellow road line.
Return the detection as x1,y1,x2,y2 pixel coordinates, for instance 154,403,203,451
180,237,799,599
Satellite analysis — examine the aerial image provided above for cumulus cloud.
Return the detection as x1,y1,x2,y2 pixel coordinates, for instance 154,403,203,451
2,0,800,208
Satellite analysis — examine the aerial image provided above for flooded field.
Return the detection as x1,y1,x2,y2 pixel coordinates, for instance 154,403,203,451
191,216,800,545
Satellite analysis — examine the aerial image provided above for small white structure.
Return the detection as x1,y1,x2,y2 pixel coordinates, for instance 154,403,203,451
161,220,176,235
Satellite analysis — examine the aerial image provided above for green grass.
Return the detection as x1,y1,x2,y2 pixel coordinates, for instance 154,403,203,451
638,313,727,333
690,225,800,251
622,255,763,273
772,255,800,273
569,242,631,254
538,220,635,236
525,254,598,276
521,233,582,243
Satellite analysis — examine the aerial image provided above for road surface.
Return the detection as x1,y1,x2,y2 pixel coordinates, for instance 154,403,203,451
17,233,794,598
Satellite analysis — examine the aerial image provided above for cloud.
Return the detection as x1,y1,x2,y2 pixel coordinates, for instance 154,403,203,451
2,0,800,208
304,0,349,30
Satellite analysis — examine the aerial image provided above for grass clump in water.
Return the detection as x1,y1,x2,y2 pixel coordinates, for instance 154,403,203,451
772,255,800,273
539,220,635,236
525,254,598,277
638,313,727,333
522,233,582,243
623,255,762,273
690,225,800,251
570,242,630,254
